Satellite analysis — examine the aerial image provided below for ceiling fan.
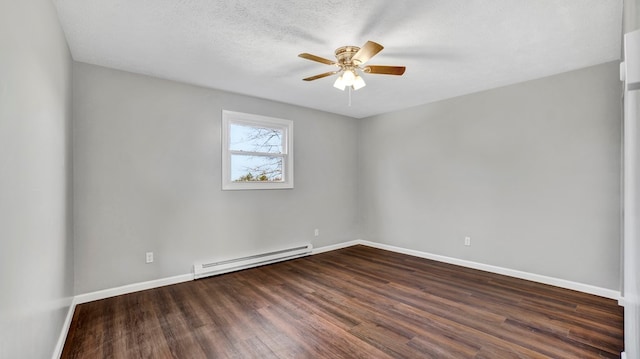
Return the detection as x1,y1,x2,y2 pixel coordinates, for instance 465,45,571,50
298,41,406,91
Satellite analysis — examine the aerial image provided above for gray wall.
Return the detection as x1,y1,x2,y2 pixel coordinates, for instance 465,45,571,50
359,62,622,290
73,63,360,294
74,61,622,294
0,0,74,358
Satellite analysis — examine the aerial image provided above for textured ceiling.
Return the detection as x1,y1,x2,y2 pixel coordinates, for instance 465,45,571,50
53,0,622,118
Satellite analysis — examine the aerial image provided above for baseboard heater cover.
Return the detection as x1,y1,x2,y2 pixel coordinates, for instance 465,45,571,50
193,244,313,279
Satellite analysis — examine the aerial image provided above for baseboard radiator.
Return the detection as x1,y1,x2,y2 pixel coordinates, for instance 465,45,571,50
193,244,313,279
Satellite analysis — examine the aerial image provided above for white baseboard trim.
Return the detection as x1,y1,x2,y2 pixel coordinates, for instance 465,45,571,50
74,273,194,305
312,240,362,254
51,297,75,359
359,240,621,300
70,240,621,305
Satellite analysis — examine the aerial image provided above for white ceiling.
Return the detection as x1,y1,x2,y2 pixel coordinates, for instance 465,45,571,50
53,0,623,118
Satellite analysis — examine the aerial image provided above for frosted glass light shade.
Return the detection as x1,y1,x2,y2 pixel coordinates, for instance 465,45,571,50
333,74,346,90
342,70,355,86
352,75,366,90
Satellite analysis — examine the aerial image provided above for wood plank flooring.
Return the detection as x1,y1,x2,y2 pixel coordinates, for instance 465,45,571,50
62,245,624,358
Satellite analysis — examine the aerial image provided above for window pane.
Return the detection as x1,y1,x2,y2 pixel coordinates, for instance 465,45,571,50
222,110,293,190
231,154,283,182
230,123,283,154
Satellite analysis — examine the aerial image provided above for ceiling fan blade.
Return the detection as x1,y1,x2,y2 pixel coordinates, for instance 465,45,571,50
303,71,339,81
351,41,384,65
298,53,336,65
363,65,406,76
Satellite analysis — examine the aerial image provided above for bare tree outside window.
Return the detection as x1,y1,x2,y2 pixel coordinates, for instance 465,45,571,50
230,124,284,182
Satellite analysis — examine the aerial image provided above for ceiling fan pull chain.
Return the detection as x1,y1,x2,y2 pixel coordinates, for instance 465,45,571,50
348,86,352,106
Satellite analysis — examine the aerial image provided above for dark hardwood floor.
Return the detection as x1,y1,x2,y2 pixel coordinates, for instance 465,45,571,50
62,245,624,358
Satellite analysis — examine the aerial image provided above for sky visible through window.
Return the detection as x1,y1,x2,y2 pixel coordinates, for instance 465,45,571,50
230,123,284,181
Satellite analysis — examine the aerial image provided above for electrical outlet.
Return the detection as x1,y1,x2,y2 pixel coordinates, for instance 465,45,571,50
464,237,471,246
314,229,319,237
146,252,154,263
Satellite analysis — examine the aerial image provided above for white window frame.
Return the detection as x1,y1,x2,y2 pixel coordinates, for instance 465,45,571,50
222,110,294,190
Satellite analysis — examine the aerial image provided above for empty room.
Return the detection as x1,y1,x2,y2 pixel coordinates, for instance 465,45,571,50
2,0,640,358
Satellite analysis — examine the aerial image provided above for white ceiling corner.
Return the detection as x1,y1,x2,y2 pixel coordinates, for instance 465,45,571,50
53,0,623,118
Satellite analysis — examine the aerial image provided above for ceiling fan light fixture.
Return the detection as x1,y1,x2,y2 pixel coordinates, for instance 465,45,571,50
342,69,356,86
352,75,366,90
333,74,346,90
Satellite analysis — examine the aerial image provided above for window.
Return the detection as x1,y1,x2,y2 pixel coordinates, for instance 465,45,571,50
222,110,293,190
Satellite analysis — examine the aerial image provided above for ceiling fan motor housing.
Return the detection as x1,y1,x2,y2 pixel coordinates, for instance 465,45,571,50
335,46,360,67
